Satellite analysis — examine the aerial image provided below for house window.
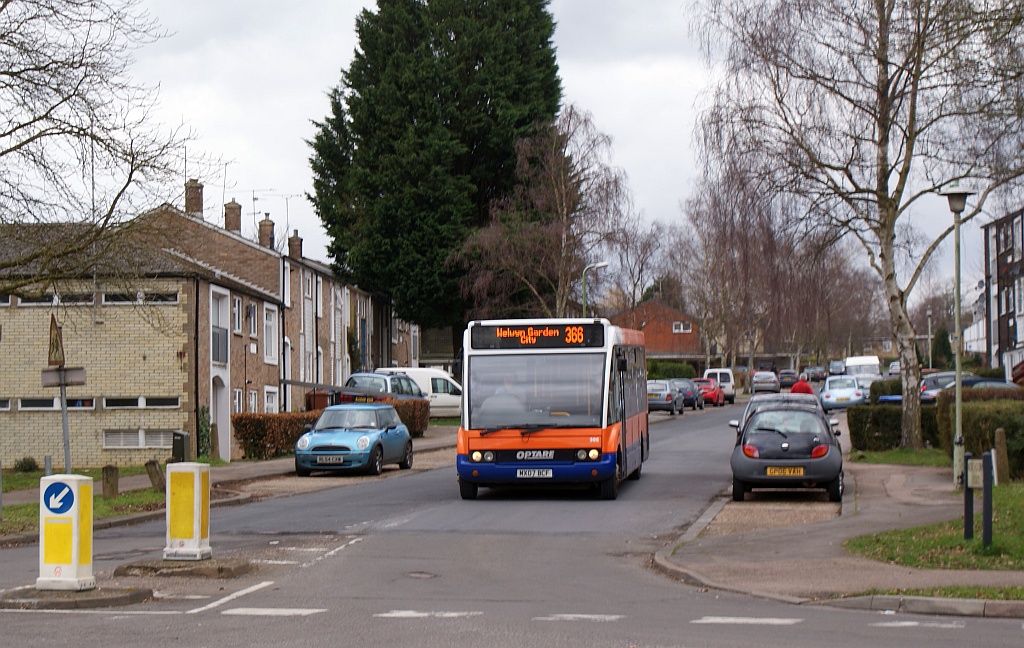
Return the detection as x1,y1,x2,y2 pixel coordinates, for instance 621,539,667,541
882,340,893,352
248,389,258,413
248,303,258,338
19,398,58,410
0,398,10,410
233,297,243,334
103,429,174,449
264,304,278,364
59,293,94,305
264,387,279,413
304,273,312,298
143,292,178,303
19,294,56,306
316,277,323,317
672,321,693,334
0,295,9,306
233,389,243,414
103,396,180,409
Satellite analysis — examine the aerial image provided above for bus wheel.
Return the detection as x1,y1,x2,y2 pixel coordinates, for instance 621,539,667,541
627,462,642,481
459,479,478,500
600,476,619,499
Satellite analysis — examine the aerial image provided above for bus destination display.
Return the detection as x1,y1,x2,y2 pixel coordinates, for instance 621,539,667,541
470,323,605,349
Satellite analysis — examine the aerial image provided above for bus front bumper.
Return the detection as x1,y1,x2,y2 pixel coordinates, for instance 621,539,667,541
456,454,617,485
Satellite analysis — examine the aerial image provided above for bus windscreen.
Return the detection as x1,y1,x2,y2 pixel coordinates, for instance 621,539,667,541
467,353,605,430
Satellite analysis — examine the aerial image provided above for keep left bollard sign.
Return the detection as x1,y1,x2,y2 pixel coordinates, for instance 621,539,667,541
37,474,95,591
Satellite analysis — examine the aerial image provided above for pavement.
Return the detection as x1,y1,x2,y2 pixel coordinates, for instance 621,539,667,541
3,416,1023,617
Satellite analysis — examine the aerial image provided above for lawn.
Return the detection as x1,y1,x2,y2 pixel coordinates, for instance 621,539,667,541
845,451,1024,601
1,488,166,537
2,465,149,493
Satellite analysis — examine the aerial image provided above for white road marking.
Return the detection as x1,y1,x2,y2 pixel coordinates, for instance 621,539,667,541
533,614,623,622
374,610,483,619
222,608,326,617
692,616,803,626
252,559,300,565
301,536,363,568
871,621,966,629
186,581,274,615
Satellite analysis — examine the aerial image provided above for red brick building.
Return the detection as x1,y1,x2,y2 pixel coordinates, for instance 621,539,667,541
610,300,702,363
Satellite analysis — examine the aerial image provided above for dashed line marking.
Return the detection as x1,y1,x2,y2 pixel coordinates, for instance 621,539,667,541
692,616,803,626
374,610,483,619
533,613,623,622
871,621,966,629
222,608,326,617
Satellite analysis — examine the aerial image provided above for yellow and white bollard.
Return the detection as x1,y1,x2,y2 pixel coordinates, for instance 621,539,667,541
37,475,95,591
164,462,212,560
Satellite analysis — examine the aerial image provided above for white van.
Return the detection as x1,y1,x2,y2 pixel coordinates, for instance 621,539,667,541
703,368,736,404
844,355,883,390
376,367,462,417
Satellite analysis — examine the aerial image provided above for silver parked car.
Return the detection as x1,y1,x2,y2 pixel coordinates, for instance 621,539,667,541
751,371,781,393
647,380,684,415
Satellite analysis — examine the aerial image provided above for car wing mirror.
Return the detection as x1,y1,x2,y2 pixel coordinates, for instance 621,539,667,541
304,423,313,431
728,420,739,428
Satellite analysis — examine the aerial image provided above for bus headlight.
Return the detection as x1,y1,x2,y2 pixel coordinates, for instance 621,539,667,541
470,451,494,463
483,451,494,462
472,451,482,462
588,448,600,460
577,449,587,461
356,436,370,451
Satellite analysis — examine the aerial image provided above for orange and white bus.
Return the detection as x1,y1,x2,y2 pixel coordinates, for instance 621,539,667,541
456,318,648,500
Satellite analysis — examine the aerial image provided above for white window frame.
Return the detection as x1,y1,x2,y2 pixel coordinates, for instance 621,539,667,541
264,386,279,413
233,388,243,414
0,398,11,410
284,261,292,308
102,429,174,449
248,303,258,338
233,296,243,334
316,276,323,318
248,389,258,413
263,304,279,364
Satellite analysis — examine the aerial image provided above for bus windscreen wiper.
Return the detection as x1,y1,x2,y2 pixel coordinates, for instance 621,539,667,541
480,424,533,436
479,423,571,436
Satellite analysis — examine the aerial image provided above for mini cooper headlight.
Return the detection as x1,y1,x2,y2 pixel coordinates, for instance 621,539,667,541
356,435,370,451
297,436,311,451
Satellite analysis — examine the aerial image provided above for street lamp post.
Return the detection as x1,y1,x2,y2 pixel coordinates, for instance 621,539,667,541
942,185,974,489
581,261,608,318
927,307,933,370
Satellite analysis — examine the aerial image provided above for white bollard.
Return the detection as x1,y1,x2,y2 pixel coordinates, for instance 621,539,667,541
163,462,212,560
37,474,95,591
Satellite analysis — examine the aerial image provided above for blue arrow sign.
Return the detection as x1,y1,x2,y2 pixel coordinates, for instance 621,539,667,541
43,482,74,515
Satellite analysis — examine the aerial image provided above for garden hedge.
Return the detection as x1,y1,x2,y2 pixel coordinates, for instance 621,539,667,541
232,397,430,461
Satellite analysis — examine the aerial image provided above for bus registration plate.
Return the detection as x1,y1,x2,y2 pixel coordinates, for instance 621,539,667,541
517,468,553,479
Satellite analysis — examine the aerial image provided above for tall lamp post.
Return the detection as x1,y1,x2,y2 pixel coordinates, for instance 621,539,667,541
927,307,933,369
581,261,608,317
942,185,974,489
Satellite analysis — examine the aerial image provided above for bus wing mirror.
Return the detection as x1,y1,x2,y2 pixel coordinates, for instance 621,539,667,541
617,356,627,372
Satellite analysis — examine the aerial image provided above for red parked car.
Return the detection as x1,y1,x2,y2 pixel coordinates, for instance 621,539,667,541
693,378,725,407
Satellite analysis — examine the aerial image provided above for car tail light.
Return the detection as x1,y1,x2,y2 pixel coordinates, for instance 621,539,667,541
742,444,760,458
822,392,830,399
855,391,862,397
811,444,829,459
665,395,672,402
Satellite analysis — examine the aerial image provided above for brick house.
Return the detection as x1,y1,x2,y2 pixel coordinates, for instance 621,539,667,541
0,180,414,468
610,300,702,364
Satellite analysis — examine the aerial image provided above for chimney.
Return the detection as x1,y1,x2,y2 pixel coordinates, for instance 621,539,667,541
258,214,275,248
184,179,204,218
224,199,242,232
288,229,303,260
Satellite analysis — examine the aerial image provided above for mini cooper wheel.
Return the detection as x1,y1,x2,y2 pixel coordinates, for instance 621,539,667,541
367,446,383,475
398,442,413,469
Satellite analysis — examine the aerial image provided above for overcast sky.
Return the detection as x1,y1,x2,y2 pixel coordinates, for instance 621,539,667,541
133,0,984,298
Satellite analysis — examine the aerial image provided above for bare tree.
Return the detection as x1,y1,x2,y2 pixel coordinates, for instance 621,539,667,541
695,0,1024,447
458,104,625,318
605,212,664,318
0,0,192,297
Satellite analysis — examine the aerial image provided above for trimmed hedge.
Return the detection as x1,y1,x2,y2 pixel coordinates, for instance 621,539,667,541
234,411,320,460
232,398,430,461
647,360,697,380
847,403,940,451
935,389,1024,479
869,378,901,405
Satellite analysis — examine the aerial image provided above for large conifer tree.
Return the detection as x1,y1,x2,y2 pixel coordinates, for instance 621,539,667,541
309,0,561,331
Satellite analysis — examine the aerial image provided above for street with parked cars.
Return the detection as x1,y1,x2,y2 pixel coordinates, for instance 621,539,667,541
647,379,685,414
670,377,704,410
693,376,726,406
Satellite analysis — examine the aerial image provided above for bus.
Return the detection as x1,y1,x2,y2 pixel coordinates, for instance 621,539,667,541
456,318,648,500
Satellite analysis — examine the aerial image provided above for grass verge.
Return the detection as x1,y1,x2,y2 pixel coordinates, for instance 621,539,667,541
2,465,150,493
849,447,950,467
856,586,1024,601
1,488,166,537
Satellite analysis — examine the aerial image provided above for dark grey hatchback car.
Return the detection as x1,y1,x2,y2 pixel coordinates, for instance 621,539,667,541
729,403,843,502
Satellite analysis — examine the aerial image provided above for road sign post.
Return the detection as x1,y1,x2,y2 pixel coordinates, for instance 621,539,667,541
36,474,95,591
